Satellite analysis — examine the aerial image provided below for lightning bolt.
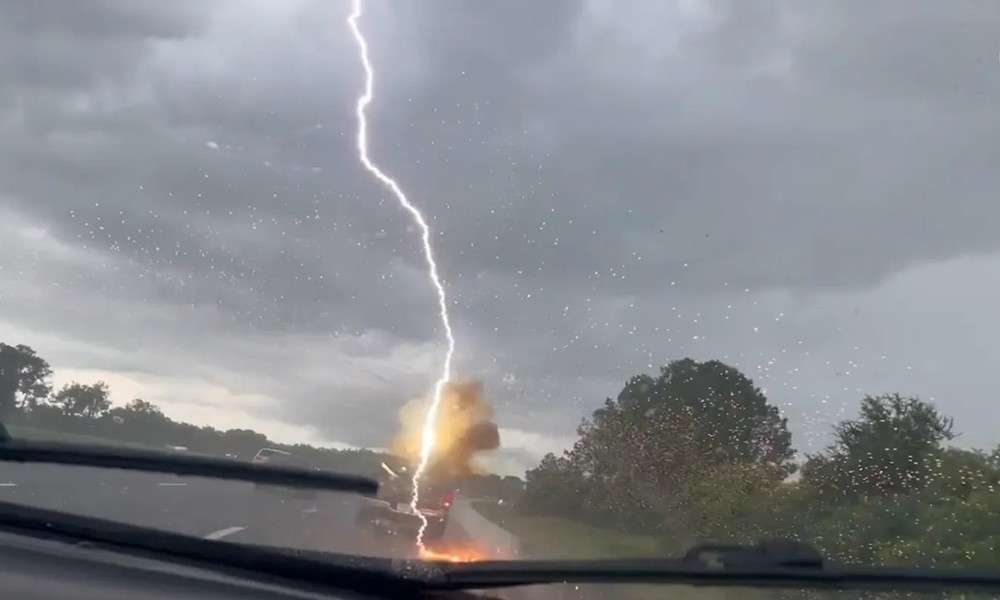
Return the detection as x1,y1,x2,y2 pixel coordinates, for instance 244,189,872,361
347,0,456,550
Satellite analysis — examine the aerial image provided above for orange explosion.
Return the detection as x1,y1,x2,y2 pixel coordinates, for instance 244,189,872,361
390,379,500,564
391,379,501,478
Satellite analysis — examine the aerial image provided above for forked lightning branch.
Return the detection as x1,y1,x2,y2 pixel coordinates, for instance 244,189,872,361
346,0,457,551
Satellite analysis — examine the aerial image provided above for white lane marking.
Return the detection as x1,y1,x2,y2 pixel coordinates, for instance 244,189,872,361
302,507,318,514
0,483,16,487
157,482,187,487
203,526,246,540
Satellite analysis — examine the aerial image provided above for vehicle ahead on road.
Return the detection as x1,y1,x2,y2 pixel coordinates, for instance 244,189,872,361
355,459,455,542
251,448,316,500
2,438,1000,600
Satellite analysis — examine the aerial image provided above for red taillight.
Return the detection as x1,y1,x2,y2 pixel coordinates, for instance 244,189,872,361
442,491,454,506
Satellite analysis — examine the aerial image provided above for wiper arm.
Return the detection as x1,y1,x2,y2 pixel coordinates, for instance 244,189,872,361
0,498,495,599
426,540,1000,594
0,439,377,496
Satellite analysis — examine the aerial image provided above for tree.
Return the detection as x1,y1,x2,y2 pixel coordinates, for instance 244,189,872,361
51,382,111,418
519,359,795,539
0,343,52,416
569,396,706,533
515,378,1000,572
923,447,1000,501
108,398,164,423
803,393,954,500
614,359,795,469
678,461,794,535
123,398,162,416
520,452,589,518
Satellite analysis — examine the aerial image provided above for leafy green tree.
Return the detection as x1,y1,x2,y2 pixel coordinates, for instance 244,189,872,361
520,452,589,518
519,376,1000,576
107,398,164,425
899,488,1000,568
615,359,795,469
803,394,954,500
570,396,704,533
923,447,1000,500
519,359,795,539
123,398,162,416
677,461,794,544
0,343,52,416
51,381,112,418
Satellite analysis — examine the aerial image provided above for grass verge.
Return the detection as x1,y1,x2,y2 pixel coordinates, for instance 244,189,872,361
472,500,660,559
470,501,753,600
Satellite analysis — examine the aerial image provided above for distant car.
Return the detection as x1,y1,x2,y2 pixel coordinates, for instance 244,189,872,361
355,462,453,542
251,448,316,500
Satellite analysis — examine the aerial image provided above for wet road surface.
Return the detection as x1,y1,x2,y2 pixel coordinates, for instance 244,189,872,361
0,462,465,558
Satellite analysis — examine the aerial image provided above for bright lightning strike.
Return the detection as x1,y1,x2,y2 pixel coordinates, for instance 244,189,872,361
347,0,456,550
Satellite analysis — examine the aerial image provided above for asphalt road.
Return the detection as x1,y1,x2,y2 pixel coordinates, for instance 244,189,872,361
0,463,591,600
0,462,458,559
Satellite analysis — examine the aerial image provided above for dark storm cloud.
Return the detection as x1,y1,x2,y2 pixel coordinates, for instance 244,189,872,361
388,0,583,91
0,0,208,99
2,0,1000,453
377,0,1000,293
5,0,206,39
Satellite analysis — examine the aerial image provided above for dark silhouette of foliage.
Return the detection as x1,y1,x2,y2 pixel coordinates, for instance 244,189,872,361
0,343,52,416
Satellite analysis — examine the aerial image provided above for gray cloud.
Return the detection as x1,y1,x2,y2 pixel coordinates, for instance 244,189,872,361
2,0,1000,464
0,0,208,106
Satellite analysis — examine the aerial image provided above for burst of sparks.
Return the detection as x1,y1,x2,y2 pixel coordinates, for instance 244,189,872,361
347,0,456,550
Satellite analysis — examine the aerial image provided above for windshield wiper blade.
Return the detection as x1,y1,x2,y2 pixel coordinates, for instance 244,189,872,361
425,540,1000,594
0,498,490,599
0,438,377,496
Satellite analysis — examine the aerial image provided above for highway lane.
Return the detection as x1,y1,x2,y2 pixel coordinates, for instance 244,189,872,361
0,464,587,599
0,462,427,558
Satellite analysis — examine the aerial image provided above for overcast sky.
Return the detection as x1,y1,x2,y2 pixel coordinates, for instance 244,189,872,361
2,0,1000,475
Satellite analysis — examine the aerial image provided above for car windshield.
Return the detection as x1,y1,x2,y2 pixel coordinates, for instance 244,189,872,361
2,0,999,597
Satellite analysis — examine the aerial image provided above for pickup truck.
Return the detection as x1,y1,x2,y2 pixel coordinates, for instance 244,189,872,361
355,462,454,542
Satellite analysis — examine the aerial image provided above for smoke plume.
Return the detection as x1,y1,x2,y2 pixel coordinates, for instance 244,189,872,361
391,379,501,478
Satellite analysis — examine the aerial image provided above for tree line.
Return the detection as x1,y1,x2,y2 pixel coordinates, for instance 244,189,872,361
0,342,524,499
518,358,1000,569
